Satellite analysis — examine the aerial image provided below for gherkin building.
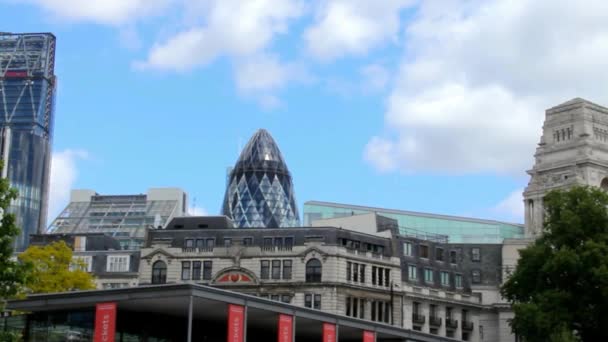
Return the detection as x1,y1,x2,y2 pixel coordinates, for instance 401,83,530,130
222,129,300,228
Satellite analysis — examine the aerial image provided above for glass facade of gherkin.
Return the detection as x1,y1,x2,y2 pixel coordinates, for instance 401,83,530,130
222,129,300,228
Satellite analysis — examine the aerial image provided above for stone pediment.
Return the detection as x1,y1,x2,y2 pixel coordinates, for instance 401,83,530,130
141,248,176,260
298,246,328,262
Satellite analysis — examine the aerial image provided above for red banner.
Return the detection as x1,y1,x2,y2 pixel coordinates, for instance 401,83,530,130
363,330,375,342
94,302,116,342
227,304,245,342
277,314,293,342
323,323,336,342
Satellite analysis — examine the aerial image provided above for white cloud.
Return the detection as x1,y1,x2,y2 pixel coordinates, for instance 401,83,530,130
188,206,208,216
360,63,390,92
18,0,172,25
304,0,412,61
233,54,311,108
492,189,524,223
366,0,608,174
48,149,88,224
134,0,304,71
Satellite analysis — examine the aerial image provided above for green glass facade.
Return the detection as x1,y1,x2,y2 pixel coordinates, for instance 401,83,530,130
303,201,524,243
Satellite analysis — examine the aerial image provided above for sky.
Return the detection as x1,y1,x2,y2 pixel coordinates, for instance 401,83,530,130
3,0,608,226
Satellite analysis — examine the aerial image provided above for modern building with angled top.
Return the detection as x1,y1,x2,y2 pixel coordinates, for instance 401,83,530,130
304,201,524,244
222,129,300,228
47,188,188,250
0,32,57,250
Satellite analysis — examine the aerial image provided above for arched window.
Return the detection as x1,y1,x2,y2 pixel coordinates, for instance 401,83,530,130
601,178,608,191
152,260,167,284
306,258,322,282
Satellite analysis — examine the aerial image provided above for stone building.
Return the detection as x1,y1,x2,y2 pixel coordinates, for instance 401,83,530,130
137,214,493,342
524,98,608,236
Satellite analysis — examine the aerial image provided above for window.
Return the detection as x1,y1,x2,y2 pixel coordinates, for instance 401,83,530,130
206,239,215,249
203,261,212,280
471,248,481,262
408,265,418,281
274,237,283,249
420,245,429,258
472,269,481,284
455,274,463,288
181,261,191,280
372,266,377,284
224,238,232,247
446,307,453,320
185,239,194,248
441,271,450,286
272,260,281,279
430,304,437,317
71,256,92,272
282,260,292,280
347,261,352,281
436,248,444,262
284,237,294,248
462,332,470,341
151,260,166,284
353,263,359,282
243,237,253,246
384,268,390,286
261,260,270,279
360,264,366,283
377,267,383,286
263,238,272,248
107,255,129,272
413,302,420,315
196,239,204,249
192,261,202,280
305,294,321,309
424,268,434,283
306,259,322,282
450,250,458,264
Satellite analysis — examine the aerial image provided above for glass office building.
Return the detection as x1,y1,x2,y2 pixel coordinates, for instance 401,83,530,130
0,33,56,250
304,201,524,243
47,188,188,250
222,129,300,228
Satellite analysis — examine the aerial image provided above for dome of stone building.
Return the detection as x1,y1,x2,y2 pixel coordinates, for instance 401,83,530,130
222,129,300,228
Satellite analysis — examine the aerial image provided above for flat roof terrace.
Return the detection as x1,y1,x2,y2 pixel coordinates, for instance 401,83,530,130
6,284,454,342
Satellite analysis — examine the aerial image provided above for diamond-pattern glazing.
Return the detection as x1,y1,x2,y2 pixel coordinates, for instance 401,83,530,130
222,129,300,228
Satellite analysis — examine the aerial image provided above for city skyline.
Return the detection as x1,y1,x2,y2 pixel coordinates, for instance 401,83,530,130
2,1,608,228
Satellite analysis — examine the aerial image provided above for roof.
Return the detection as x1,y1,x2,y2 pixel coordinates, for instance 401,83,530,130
7,284,454,342
305,200,523,227
166,216,235,229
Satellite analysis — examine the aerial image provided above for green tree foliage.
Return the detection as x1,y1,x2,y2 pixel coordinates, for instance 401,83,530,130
18,240,96,293
501,186,608,341
0,161,30,310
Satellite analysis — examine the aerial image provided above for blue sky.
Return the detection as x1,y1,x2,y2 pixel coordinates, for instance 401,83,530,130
3,0,608,225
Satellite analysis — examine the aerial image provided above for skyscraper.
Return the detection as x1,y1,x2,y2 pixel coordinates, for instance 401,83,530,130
222,129,300,228
0,33,56,250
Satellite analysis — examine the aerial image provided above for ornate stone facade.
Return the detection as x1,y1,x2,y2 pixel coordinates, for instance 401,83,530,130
524,98,608,236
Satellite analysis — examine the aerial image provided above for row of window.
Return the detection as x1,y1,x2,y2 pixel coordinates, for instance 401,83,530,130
407,265,464,288
184,237,295,249
412,303,472,340
260,260,292,280
339,238,385,255
403,243,481,262
371,266,391,287
181,261,213,281
73,255,131,273
346,262,365,283
259,293,292,304
345,297,391,324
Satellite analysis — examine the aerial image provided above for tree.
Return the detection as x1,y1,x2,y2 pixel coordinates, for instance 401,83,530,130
18,240,96,293
0,161,30,311
501,186,608,342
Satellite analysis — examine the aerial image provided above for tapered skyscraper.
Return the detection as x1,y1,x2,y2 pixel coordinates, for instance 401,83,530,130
222,129,300,228
0,33,56,250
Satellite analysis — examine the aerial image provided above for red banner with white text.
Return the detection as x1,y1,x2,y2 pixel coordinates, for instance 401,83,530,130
94,302,116,342
363,330,375,342
277,314,293,342
227,304,245,342
323,323,336,342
